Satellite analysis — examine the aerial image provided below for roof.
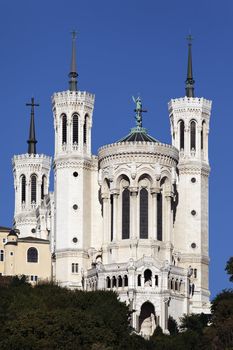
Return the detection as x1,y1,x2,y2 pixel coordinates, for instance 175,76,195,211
0,226,11,232
117,127,158,143
18,236,50,244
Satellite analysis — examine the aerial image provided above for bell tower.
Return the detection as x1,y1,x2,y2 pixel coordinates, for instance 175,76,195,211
53,33,96,288
12,98,51,238
168,36,212,313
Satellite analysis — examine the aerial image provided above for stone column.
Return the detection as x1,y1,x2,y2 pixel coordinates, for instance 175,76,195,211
112,190,120,241
129,187,138,239
164,191,173,243
162,297,170,333
26,177,30,210
196,125,202,158
102,193,110,243
151,188,159,240
184,126,189,156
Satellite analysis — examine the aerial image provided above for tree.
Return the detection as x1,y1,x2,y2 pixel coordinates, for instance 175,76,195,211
225,257,233,282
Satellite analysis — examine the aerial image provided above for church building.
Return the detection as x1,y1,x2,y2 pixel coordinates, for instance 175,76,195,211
1,34,212,336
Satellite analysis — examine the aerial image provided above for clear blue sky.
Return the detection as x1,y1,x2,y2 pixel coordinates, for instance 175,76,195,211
0,1,232,298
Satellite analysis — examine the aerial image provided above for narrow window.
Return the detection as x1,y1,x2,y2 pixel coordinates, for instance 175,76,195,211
31,175,37,203
138,275,141,287
21,175,26,203
41,175,46,200
73,114,79,144
118,276,123,287
157,193,163,241
106,276,111,288
62,114,67,144
194,268,197,278
155,275,158,286
140,188,148,239
112,276,116,287
190,121,196,150
123,275,128,287
201,121,205,150
0,250,4,262
122,188,130,239
179,120,185,150
27,247,38,263
72,263,78,273
83,115,88,144
110,194,113,241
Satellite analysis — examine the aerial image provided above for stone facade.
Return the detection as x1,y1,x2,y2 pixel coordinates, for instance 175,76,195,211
3,41,212,335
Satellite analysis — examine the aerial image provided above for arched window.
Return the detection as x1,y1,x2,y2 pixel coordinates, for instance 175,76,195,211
31,175,37,203
190,121,196,150
140,188,148,239
201,121,205,150
138,274,141,287
112,276,117,287
118,275,123,287
83,114,88,144
157,192,162,241
179,120,185,150
106,276,111,289
62,114,67,144
41,175,46,200
122,188,130,239
0,250,4,261
21,175,26,203
123,275,128,287
27,247,38,263
72,114,79,144
144,269,152,283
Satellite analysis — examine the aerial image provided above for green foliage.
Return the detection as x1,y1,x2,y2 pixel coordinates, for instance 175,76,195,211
225,257,233,282
168,316,179,336
180,312,210,335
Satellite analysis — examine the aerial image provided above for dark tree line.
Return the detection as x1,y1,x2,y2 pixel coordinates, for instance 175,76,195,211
0,258,232,349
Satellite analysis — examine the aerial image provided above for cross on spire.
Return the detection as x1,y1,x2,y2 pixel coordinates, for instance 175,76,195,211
69,30,78,91
185,33,195,97
26,97,39,155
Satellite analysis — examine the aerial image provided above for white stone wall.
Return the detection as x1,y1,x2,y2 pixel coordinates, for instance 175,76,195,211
12,153,51,238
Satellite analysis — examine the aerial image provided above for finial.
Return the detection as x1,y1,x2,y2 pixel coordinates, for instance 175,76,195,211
185,33,195,97
132,96,147,128
69,30,78,91
26,97,39,154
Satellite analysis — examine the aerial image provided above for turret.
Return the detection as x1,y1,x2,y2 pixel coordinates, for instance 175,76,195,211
12,98,51,238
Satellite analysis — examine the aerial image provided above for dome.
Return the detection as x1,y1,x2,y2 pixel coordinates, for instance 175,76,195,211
117,126,158,143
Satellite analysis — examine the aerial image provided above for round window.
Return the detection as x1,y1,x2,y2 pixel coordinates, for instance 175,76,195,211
191,177,196,183
191,242,196,249
73,172,78,177
73,237,78,243
191,210,196,216
31,228,36,233
73,204,78,210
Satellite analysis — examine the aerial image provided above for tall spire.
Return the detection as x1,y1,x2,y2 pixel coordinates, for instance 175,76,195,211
185,34,195,97
69,31,78,91
26,97,39,154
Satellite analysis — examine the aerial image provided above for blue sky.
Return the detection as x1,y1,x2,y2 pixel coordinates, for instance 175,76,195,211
0,1,232,297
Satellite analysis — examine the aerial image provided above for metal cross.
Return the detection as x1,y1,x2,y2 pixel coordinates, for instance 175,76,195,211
186,33,193,45
71,30,77,40
26,97,39,115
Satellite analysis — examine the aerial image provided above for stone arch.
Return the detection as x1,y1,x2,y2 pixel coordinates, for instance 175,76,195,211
139,301,156,337
115,173,131,189
144,269,152,286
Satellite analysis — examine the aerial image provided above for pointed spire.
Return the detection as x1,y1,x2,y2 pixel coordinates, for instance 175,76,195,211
69,31,78,91
185,34,195,97
26,97,39,154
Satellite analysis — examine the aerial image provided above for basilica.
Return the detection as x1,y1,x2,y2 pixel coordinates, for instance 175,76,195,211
0,35,211,336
